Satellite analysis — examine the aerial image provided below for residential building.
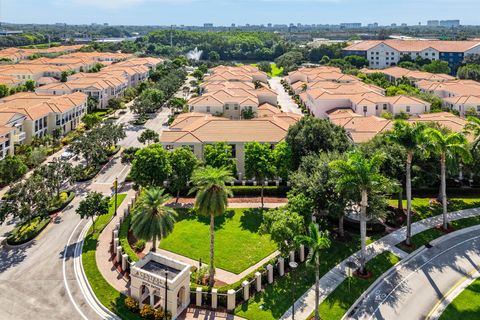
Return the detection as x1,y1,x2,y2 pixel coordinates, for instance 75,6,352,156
343,40,480,72
0,112,27,158
360,66,455,83
159,112,301,177
206,65,268,83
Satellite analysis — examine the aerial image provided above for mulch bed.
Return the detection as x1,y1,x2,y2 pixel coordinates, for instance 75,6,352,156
168,197,288,205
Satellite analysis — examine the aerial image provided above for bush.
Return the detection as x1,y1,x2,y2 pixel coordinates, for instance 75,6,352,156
134,239,146,252
48,191,75,213
7,216,50,245
124,297,139,313
227,186,290,197
140,304,155,319
74,165,101,182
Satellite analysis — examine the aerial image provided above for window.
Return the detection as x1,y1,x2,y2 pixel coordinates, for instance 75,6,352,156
206,106,210,112
477,106,480,112
234,106,238,110
225,106,229,110
406,106,411,113
363,106,368,113
229,144,236,158
383,104,387,110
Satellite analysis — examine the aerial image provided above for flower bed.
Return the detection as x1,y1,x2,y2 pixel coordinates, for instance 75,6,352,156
6,215,50,245
47,191,75,214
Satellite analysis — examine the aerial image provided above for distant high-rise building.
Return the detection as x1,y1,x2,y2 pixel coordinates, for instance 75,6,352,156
391,23,397,27
231,23,236,27
427,20,440,27
340,23,361,28
103,23,109,26
440,20,460,27
401,23,407,27
267,23,272,28
203,23,213,28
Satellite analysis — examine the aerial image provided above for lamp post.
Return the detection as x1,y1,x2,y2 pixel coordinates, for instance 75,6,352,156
345,261,356,294
164,270,168,320
289,261,298,320
113,177,118,216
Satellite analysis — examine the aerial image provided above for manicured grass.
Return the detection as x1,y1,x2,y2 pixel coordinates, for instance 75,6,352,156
318,252,400,320
160,208,277,274
440,277,480,319
268,63,284,77
388,197,480,222
82,194,142,320
234,236,361,320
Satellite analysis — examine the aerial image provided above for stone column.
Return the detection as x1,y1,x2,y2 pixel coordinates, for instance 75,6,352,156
124,208,129,217
127,202,132,211
275,180,280,187
211,288,218,309
112,229,118,241
116,246,122,263
122,254,128,271
149,293,154,306
119,216,123,225
113,238,119,254
227,289,236,311
255,272,262,292
289,251,295,264
196,287,202,307
253,181,257,186
242,281,249,301
278,257,285,276
300,245,305,262
267,264,273,284
115,223,120,231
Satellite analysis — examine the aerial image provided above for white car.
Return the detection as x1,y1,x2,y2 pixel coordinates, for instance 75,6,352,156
60,151,74,160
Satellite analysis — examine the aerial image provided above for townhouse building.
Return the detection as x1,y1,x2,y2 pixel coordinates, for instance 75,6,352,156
0,112,27,159
160,111,301,177
206,65,269,83
360,66,455,83
343,40,480,73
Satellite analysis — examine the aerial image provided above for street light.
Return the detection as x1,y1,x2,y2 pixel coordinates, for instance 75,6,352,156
164,270,168,320
345,261,356,293
113,177,118,216
289,261,298,320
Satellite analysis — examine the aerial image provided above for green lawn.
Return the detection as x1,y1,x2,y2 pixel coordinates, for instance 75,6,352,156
160,208,277,274
234,236,361,320
318,252,400,320
440,277,480,319
82,194,142,320
268,63,284,77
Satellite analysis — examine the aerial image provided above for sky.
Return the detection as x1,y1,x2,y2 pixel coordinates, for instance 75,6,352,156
2,0,480,26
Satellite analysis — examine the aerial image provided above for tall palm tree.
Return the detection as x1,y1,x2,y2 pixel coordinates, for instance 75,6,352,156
295,223,331,320
465,116,480,150
190,166,234,287
386,120,426,246
329,151,390,274
131,187,177,252
423,128,471,230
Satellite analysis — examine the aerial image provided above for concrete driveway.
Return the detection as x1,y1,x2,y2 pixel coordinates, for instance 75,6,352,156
346,226,480,320
268,77,302,115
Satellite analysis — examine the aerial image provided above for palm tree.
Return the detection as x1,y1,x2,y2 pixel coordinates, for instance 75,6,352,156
189,166,234,287
423,128,471,230
131,187,177,252
329,151,390,274
465,116,480,150
295,223,331,320
386,120,426,246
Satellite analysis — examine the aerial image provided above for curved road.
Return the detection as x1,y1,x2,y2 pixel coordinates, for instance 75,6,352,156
346,226,480,320
0,108,170,320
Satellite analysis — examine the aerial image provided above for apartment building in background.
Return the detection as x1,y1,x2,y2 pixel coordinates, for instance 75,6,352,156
343,40,480,73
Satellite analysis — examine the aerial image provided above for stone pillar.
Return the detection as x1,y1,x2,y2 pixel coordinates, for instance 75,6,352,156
116,246,122,263
227,289,236,311
211,288,218,309
122,254,128,271
124,208,129,217
275,180,280,187
127,202,132,211
255,272,262,292
242,280,249,301
196,287,202,307
267,264,274,284
242,180,246,186
112,229,118,240
119,216,123,225
149,293,154,306
253,181,257,186
278,257,285,276
300,245,305,262
113,238,119,254
115,223,120,231
289,251,295,264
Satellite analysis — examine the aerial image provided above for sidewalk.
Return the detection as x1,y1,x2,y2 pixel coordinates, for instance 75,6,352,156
280,207,480,320
96,200,285,292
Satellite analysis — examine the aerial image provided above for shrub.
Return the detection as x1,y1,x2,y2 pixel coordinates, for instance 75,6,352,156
134,239,146,252
153,309,164,320
7,216,50,245
140,304,155,319
124,297,139,313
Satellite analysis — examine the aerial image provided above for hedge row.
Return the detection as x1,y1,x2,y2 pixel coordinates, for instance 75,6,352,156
47,191,75,214
6,215,50,245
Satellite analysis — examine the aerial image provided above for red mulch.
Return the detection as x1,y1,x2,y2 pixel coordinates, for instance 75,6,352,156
168,197,288,205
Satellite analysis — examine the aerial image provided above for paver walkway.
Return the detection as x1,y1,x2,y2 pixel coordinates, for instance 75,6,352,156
96,199,285,292
280,207,480,320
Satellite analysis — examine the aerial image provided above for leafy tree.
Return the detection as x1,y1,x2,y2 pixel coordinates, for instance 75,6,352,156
457,64,480,81
170,147,198,202
423,129,471,230
208,51,220,62
0,84,9,98
169,97,187,113
241,106,255,119
138,128,160,145
398,61,419,70
295,223,331,320
131,88,165,117
60,71,69,82
25,80,35,91
272,141,294,181
38,158,73,198
107,97,124,117
244,142,276,207
260,207,304,256
257,61,272,74
275,51,304,74
130,144,172,187
76,191,110,232
385,121,426,245
203,142,237,176
131,187,177,252
190,166,234,286
466,116,480,150
422,60,451,74
121,147,140,164
69,129,106,168
344,55,369,68
192,69,204,80
463,54,480,65
329,151,393,274
286,117,352,168
0,155,27,185
87,96,99,112
82,113,103,129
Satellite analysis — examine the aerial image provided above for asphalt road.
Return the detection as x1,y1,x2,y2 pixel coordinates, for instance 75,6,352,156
268,77,303,115
346,227,480,320
0,106,171,320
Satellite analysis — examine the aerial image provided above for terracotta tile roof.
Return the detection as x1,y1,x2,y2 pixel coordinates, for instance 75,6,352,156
344,40,480,53
361,67,454,82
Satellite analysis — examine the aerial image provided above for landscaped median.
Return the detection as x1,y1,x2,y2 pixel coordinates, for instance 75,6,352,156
81,193,143,320
6,215,51,246
440,276,480,320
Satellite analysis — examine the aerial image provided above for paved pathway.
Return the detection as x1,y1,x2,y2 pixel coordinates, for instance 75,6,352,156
280,207,480,320
268,77,302,115
347,225,480,320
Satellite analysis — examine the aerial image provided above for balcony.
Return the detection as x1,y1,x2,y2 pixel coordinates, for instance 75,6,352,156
13,132,26,143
